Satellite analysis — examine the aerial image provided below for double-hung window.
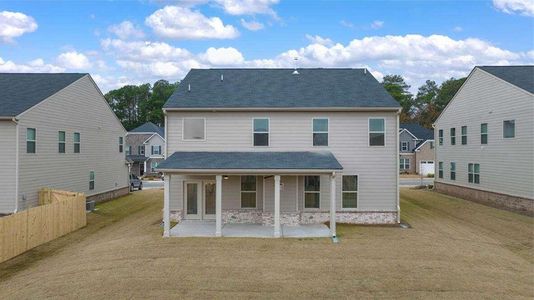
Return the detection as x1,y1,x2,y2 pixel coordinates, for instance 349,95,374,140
253,118,269,146
312,118,328,146
481,123,488,144
119,137,124,153
125,146,131,156
503,120,515,138
450,128,456,145
58,131,66,153
342,175,358,209
438,129,443,146
468,163,480,184
401,141,409,151
369,118,385,146
461,126,467,145
450,162,456,180
27,128,36,153
151,145,162,155
400,158,410,170
240,176,257,208
304,176,320,209
74,132,80,153
89,171,95,190
438,162,443,179
138,145,145,155
183,118,206,140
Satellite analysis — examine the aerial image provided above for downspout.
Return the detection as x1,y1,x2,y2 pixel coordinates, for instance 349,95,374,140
396,110,400,223
13,117,20,213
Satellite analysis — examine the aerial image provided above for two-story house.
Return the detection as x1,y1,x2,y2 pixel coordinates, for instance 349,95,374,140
399,123,435,175
0,73,129,214
125,122,166,177
434,66,533,215
157,68,401,238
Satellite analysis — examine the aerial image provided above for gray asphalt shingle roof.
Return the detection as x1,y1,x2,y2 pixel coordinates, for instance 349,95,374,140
478,66,534,94
158,151,343,170
130,122,165,137
0,73,87,117
164,68,400,109
400,123,434,140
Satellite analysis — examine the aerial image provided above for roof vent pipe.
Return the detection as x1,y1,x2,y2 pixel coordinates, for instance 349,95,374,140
188,84,191,92
364,68,367,74
221,74,224,81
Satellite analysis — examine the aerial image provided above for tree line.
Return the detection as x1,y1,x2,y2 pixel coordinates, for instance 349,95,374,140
105,75,465,131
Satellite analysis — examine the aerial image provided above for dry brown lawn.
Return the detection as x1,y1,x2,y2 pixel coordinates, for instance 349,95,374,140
0,188,532,299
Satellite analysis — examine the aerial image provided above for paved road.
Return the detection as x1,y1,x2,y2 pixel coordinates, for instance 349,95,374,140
141,180,164,190
400,177,434,187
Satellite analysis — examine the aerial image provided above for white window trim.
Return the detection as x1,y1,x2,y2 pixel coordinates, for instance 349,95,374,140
341,174,359,210
119,137,124,153
461,126,467,145
74,132,81,153
58,131,66,154
438,129,443,146
481,123,488,144
450,128,456,145
252,117,270,147
138,145,145,155
438,162,444,179
401,141,408,151
368,117,386,147
151,145,162,155
182,117,207,142
450,162,456,180
312,117,329,147
303,175,321,210
400,158,410,170
468,163,480,184
502,120,515,139
26,128,36,154
89,171,95,190
239,175,257,209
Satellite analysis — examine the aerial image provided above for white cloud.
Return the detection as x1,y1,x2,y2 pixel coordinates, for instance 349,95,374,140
371,20,384,29
493,0,534,17
453,26,463,32
340,20,354,28
200,47,245,65
0,11,38,42
145,6,239,39
108,21,145,40
305,34,333,46
57,51,92,69
215,0,279,16
0,56,64,72
240,18,264,31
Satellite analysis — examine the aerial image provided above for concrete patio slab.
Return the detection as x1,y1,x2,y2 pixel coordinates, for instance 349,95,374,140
223,223,274,238
169,220,216,237
282,224,331,238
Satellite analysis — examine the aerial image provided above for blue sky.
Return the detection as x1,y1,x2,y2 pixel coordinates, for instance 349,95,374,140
0,0,532,92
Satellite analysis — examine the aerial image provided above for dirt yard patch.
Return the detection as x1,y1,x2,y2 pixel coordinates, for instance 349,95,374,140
0,189,532,299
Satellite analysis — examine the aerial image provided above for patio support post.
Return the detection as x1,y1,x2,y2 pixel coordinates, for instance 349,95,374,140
274,175,281,238
163,174,170,237
330,172,336,238
216,175,222,237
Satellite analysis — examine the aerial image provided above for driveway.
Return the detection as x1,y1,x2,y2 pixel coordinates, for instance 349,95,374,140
400,177,434,186
141,180,164,190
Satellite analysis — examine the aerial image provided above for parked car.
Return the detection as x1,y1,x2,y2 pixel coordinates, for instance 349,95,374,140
129,174,143,191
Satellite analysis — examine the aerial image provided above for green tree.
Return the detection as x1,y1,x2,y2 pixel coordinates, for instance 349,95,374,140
145,80,179,126
382,75,414,122
413,80,440,128
435,77,466,111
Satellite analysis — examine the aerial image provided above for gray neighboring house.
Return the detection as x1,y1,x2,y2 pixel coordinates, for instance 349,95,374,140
0,73,130,214
434,66,534,215
125,122,166,177
399,123,435,175
158,68,401,238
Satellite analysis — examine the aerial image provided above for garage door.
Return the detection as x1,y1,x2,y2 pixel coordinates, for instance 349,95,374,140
420,161,435,176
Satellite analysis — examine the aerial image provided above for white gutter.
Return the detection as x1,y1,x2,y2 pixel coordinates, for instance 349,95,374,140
164,111,168,159
163,107,402,112
157,168,342,175
13,117,20,213
396,111,400,223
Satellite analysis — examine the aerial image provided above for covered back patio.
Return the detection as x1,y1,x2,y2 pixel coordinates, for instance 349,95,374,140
158,151,343,239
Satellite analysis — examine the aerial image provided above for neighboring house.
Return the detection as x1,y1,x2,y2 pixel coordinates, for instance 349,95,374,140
158,68,401,238
0,73,130,214
125,122,166,177
399,123,435,175
434,66,534,215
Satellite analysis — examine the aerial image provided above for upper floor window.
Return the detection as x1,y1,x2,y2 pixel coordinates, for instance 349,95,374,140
119,137,124,153
74,132,80,153
450,162,456,180
401,141,409,151
125,146,131,156
369,118,385,146
58,131,66,153
503,120,515,138
450,128,456,145
342,175,358,209
253,118,269,146
26,128,36,153
312,118,328,146
240,176,257,208
438,162,443,179
138,145,145,155
480,123,488,144
438,129,443,146
89,171,95,190
183,118,206,140
304,176,320,209
151,145,162,155
461,126,467,145
468,163,480,184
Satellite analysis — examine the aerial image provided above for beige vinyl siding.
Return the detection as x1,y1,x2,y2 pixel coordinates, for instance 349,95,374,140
0,121,17,213
435,68,534,199
167,111,398,212
145,134,165,158
16,75,129,209
415,141,435,174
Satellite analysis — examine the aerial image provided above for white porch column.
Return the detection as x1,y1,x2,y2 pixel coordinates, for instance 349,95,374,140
143,160,147,174
330,172,337,238
274,175,281,238
163,174,170,237
216,175,223,237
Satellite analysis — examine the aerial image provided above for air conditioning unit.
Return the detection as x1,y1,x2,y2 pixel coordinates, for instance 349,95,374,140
86,200,96,212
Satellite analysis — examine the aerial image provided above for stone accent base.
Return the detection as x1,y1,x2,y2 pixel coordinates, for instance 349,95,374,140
223,210,263,223
86,186,130,204
301,211,398,224
435,182,534,216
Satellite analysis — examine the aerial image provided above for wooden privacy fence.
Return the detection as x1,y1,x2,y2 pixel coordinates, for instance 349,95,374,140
0,189,87,263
